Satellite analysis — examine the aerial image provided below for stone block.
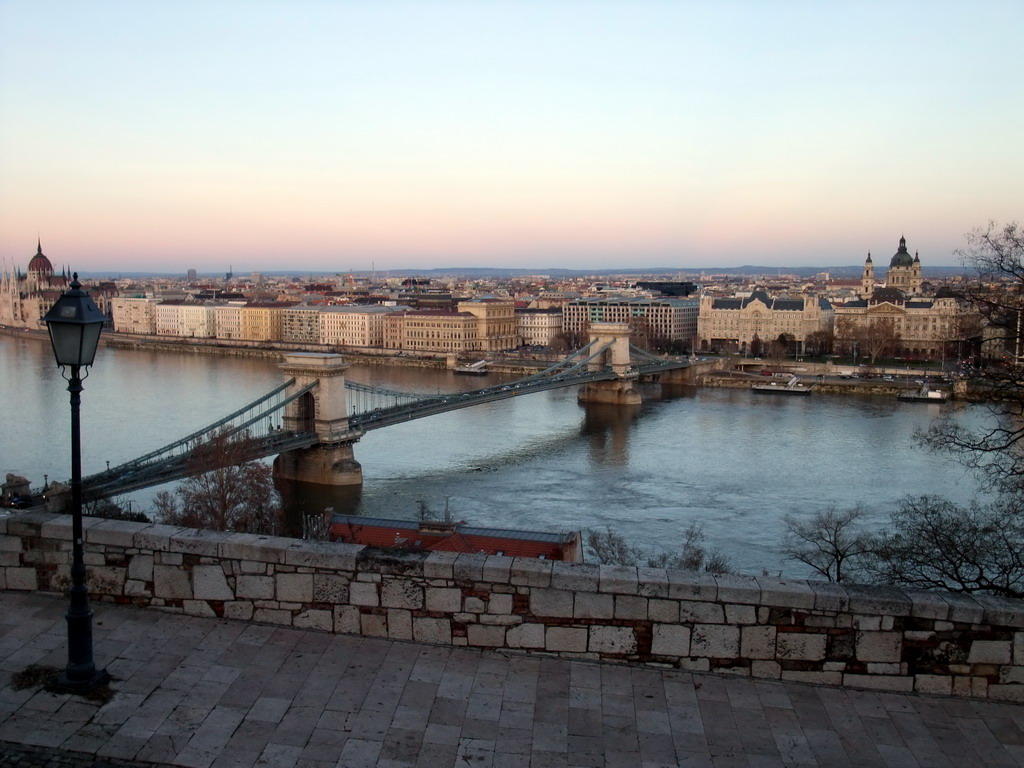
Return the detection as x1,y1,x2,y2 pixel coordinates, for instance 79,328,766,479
546,627,587,653
777,632,827,662
756,576,815,610
253,608,293,625
127,554,154,582
782,670,843,686
39,515,75,541
4,567,36,591
574,592,613,620
599,564,638,595
387,609,413,640
239,560,267,574
464,597,485,613
852,615,881,631
349,581,379,607
530,588,574,618
134,524,186,553
691,624,739,658
360,613,388,637
334,605,361,634
453,553,488,582
218,533,290,564
237,575,275,600
506,622,545,649
904,589,950,621
426,586,462,613
752,660,782,679
550,561,599,592
423,551,459,579
725,604,757,625
741,626,777,660
651,624,690,657
124,579,150,596
989,684,1024,702
679,658,710,672
381,578,423,610
809,581,849,613
842,674,914,692
88,565,126,596
488,593,513,615
913,675,952,695
714,573,760,605
867,663,904,675
223,601,253,620
479,614,520,626
0,552,21,567
666,568,718,602
844,584,911,617
937,592,984,624
856,631,902,663
0,534,21,551
159,552,183,566
614,595,648,620
192,564,233,600
86,519,146,548
277,573,313,603
154,564,192,599
413,616,452,645
589,626,636,655
679,600,724,623
285,539,360,570
170,529,231,556
510,557,552,588
467,624,506,647
649,599,680,623
313,573,349,604
969,640,1012,665
184,600,217,618
636,567,669,597
975,594,1024,628
287,608,330,632
481,556,511,584
5,510,58,537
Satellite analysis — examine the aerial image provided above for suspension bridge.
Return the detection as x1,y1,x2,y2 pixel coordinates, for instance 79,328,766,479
79,323,694,499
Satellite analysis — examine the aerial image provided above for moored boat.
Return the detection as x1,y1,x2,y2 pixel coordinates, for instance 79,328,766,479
897,385,948,403
752,375,812,396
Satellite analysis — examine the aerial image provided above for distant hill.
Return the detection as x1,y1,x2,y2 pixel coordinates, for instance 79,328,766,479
80,264,971,280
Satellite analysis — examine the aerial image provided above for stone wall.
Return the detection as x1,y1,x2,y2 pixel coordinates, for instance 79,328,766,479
4,509,1024,700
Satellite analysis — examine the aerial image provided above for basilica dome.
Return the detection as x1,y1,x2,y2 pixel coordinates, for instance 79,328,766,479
890,236,914,267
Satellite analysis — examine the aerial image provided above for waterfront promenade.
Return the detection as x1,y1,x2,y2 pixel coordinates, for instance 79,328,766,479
2,591,1023,767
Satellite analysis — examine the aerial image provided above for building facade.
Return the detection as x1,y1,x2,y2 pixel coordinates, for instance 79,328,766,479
697,290,833,353
833,297,961,359
564,297,700,348
516,308,563,346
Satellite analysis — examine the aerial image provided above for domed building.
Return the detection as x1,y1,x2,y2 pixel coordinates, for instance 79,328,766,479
0,240,69,328
860,236,922,298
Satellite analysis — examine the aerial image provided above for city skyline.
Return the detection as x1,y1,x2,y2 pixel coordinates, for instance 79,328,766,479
1,1,1021,272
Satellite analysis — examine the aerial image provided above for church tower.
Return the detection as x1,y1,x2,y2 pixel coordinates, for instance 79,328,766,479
886,236,921,296
860,252,874,299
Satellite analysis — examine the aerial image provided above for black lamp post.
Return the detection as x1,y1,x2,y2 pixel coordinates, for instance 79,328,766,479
42,272,109,691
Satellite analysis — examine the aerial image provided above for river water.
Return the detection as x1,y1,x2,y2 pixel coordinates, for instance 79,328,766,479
1,333,985,577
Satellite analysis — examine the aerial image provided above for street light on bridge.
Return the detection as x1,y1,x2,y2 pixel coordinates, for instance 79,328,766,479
42,272,110,691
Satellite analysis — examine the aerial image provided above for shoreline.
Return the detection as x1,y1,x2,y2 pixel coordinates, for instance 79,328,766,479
1,324,965,397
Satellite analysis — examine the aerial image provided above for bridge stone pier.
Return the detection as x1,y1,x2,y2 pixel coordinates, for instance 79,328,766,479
272,353,363,487
577,322,642,406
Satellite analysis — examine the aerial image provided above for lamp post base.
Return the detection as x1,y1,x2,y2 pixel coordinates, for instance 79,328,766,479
55,668,110,692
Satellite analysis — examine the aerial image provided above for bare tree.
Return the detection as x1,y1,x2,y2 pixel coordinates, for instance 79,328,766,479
804,329,834,357
920,221,1024,492
782,506,872,582
586,527,642,565
153,429,283,534
858,316,900,364
868,495,1024,598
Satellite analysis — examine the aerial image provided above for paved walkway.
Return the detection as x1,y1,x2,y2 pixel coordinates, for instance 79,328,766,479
2,592,1024,768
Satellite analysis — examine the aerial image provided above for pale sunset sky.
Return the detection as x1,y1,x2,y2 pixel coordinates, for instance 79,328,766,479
1,1,1021,273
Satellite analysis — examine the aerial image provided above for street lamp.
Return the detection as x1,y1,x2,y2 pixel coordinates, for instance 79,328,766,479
42,272,109,691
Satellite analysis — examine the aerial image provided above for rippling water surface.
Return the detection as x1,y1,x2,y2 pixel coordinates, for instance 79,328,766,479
2,334,985,576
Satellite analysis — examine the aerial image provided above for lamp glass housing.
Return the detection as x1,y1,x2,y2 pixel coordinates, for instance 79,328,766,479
42,274,105,367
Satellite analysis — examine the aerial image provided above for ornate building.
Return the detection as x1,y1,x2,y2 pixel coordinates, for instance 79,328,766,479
0,241,69,328
697,289,833,354
860,236,923,298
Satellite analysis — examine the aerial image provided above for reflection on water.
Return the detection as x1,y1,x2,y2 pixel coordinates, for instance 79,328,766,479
1,334,989,577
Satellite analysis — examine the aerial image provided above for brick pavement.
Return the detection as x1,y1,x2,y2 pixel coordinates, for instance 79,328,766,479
2,591,1024,767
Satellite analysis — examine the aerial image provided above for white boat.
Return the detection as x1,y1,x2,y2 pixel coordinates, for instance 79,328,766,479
898,386,948,403
752,375,812,396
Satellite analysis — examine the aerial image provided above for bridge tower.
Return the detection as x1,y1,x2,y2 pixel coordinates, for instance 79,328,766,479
272,353,363,486
578,322,642,405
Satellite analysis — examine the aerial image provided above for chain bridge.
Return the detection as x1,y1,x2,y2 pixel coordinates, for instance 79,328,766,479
82,322,693,498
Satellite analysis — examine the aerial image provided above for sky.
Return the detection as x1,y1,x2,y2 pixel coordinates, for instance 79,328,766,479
1,1,1022,274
